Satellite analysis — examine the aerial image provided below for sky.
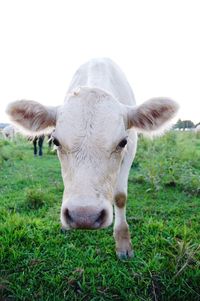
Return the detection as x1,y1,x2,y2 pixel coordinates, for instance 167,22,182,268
0,0,199,124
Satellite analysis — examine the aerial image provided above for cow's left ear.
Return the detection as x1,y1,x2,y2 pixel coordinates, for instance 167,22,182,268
126,98,179,134
6,100,58,134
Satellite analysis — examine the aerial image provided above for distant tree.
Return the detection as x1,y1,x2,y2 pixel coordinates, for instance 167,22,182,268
174,119,183,129
182,120,195,129
174,119,195,129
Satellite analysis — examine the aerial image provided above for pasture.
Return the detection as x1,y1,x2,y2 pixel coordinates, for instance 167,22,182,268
0,132,200,301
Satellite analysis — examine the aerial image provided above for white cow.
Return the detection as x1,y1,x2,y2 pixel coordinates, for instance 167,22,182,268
6,58,179,259
2,125,15,139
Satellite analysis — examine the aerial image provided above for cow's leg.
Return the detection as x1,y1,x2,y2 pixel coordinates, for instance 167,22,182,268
38,135,44,156
33,137,38,156
113,130,137,259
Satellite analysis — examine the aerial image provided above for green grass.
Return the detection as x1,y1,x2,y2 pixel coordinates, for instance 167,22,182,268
0,132,200,301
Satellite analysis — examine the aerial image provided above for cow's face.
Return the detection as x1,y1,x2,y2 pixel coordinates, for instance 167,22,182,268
54,88,128,229
6,87,178,230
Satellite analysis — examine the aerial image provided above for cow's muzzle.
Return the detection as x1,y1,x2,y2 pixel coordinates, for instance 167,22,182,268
63,207,107,229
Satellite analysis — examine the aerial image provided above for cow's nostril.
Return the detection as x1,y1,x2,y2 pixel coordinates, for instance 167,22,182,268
95,209,106,226
64,208,74,224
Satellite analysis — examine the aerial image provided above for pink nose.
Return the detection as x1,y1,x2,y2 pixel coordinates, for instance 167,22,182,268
63,207,106,229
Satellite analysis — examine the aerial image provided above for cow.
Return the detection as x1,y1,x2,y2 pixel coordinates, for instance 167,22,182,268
6,58,179,259
2,124,15,140
32,135,45,157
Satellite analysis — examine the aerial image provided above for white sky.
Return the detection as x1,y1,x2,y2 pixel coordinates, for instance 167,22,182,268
0,0,199,124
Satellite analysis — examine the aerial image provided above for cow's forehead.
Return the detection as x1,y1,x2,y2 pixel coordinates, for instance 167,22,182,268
55,88,126,147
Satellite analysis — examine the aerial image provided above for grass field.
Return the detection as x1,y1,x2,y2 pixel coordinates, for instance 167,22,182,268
0,132,200,301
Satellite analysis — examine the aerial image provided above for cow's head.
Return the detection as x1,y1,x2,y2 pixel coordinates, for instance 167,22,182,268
6,87,178,229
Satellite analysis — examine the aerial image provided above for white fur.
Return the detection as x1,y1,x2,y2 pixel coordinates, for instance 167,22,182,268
195,125,200,132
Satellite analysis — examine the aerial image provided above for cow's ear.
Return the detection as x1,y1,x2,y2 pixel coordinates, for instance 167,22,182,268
126,98,179,134
6,100,58,134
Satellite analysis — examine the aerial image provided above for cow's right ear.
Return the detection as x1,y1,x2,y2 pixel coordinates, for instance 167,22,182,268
6,100,58,134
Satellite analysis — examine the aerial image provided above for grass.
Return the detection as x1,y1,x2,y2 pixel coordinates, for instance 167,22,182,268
0,132,200,300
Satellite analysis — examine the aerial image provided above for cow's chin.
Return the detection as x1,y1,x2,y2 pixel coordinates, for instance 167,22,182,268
60,198,113,230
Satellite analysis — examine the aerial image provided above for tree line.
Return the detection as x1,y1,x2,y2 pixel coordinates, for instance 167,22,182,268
173,119,200,130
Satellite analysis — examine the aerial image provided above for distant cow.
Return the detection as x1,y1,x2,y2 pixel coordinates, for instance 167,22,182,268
33,135,45,157
6,58,179,259
2,125,15,139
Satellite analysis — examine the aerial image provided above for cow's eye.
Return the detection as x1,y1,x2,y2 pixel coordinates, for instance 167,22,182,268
52,137,60,147
117,138,128,149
